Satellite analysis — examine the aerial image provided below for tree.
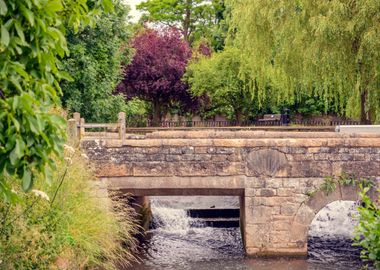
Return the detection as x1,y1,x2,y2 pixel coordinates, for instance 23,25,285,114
117,28,193,126
0,0,112,200
228,0,380,123
186,47,259,123
61,1,131,123
137,0,218,43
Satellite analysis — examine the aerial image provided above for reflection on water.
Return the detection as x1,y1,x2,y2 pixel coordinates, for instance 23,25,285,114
129,197,365,270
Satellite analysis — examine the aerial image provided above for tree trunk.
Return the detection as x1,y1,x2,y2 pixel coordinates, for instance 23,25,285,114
235,109,243,126
360,89,370,124
183,0,191,43
152,100,162,127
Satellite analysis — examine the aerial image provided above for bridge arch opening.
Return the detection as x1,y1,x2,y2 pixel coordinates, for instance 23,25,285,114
307,200,361,264
130,195,246,266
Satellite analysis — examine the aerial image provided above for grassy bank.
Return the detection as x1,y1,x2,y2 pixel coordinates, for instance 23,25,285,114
0,145,137,269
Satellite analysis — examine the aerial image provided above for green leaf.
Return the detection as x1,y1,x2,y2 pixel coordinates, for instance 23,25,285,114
9,138,25,165
44,0,63,12
14,21,25,43
12,62,29,79
1,25,9,46
0,0,7,16
27,115,43,134
20,5,35,26
22,169,32,191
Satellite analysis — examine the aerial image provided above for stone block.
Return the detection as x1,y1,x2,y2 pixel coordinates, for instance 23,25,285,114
215,147,235,154
216,162,245,176
260,188,276,197
245,224,271,248
245,177,265,188
283,178,299,188
95,163,131,177
277,188,294,197
132,162,174,176
169,147,182,154
194,147,208,154
246,205,273,223
280,203,299,216
293,203,315,224
269,231,291,243
265,178,283,188
273,220,292,231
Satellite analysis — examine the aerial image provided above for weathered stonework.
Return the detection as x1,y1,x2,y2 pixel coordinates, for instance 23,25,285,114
81,131,380,257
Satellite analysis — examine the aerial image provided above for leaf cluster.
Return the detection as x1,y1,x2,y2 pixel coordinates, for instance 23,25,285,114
353,186,380,269
0,0,112,199
61,1,132,123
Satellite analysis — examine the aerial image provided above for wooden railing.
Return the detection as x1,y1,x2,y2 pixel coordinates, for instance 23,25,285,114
67,112,361,140
67,112,126,143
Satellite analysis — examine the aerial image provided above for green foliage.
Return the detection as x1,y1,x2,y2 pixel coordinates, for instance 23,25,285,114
61,1,131,123
308,174,374,197
227,0,380,123
186,47,267,122
137,0,220,43
0,0,112,199
125,98,149,127
353,186,380,269
0,148,137,269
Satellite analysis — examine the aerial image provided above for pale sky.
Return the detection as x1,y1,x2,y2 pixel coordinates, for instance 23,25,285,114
124,0,144,22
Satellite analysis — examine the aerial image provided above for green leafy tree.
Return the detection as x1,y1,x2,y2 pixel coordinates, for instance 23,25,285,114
137,0,220,43
61,1,131,123
228,0,380,123
0,0,112,200
186,47,259,123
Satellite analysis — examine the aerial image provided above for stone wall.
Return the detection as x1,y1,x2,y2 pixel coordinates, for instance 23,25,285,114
81,131,380,257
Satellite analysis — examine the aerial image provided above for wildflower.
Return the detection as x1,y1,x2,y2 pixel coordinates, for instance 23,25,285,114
63,144,75,154
64,157,73,165
31,189,50,201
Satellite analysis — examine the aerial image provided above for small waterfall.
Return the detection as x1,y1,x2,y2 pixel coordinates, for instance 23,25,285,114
151,203,191,232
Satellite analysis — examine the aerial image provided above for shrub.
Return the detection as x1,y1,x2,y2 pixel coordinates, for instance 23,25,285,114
0,146,137,269
353,186,380,269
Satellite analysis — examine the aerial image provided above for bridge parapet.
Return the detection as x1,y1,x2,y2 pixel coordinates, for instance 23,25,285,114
81,130,380,257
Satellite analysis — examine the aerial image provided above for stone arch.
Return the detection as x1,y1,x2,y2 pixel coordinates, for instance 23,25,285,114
289,184,365,252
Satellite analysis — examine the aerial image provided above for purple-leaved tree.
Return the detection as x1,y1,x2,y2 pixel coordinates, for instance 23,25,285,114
117,28,194,126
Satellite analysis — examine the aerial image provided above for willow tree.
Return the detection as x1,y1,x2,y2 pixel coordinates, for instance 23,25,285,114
228,0,380,123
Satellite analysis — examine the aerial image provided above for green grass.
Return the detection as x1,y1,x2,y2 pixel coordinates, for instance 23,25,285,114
0,145,138,269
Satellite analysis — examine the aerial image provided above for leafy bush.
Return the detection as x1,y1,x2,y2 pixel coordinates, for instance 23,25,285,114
0,146,137,269
0,0,113,198
125,98,149,127
353,186,380,269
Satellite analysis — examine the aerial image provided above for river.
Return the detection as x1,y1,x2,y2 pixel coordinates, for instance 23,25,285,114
130,196,366,270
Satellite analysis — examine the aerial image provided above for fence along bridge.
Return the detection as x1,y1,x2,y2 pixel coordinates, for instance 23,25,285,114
69,113,380,257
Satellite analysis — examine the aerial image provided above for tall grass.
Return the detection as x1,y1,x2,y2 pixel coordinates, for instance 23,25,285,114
0,145,137,269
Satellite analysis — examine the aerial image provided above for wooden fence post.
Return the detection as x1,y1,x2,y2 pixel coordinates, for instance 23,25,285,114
67,119,78,144
80,118,85,138
118,112,126,144
73,112,81,139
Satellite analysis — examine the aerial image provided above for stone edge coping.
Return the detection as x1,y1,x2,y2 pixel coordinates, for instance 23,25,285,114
145,131,380,139
81,137,380,148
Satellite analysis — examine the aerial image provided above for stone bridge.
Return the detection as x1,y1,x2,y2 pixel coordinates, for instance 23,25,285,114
81,130,380,257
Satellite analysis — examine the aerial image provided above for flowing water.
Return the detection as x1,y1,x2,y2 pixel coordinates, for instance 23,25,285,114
130,197,367,270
